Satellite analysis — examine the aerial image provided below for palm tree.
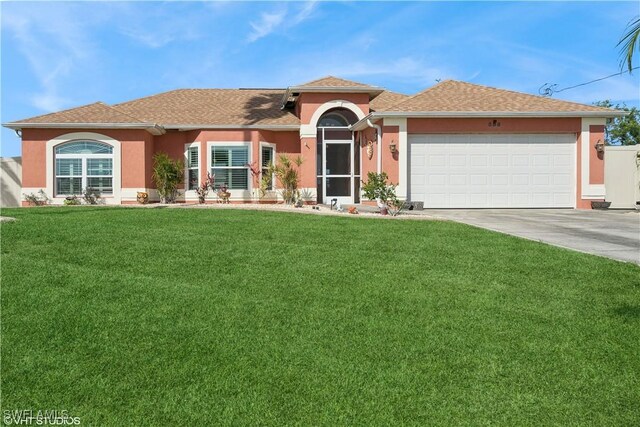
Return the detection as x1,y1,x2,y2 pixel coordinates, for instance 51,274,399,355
618,16,640,73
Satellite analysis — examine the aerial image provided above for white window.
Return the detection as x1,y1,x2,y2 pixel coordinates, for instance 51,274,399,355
261,145,275,190
211,146,249,190
186,145,199,190
54,141,113,196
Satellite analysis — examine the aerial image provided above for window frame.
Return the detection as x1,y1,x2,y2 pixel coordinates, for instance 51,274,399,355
260,142,276,192
184,142,201,195
54,140,114,196
206,141,252,196
318,112,349,127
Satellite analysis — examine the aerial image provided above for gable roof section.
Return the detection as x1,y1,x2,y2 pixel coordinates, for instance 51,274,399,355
114,89,299,128
383,80,619,114
282,75,385,108
295,76,377,88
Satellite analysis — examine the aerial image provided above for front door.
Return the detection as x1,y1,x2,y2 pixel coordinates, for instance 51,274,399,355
324,140,352,205
317,127,358,205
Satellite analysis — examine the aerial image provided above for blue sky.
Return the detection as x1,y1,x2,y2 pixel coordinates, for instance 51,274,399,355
1,1,639,157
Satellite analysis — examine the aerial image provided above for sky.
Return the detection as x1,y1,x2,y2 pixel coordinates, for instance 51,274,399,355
1,1,639,157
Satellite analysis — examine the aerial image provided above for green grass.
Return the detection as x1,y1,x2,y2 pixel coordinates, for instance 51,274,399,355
1,207,639,426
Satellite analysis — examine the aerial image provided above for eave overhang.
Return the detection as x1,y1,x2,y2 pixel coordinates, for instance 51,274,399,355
166,124,300,131
2,122,166,135
350,110,629,131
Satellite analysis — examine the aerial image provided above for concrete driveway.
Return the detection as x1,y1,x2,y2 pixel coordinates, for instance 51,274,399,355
424,209,640,264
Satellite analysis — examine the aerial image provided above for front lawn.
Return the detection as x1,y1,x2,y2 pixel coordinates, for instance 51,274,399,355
1,207,639,425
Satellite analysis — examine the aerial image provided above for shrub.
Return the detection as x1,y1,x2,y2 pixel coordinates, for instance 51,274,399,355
23,190,50,206
267,155,303,204
361,172,405,216
152,152,184,203
195,172,215,203
83,188,102,205
63,195,81,206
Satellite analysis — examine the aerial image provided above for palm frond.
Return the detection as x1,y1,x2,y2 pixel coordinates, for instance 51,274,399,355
617,16,640,72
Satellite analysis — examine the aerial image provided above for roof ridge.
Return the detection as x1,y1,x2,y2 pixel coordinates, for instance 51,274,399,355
441,80,617,112
370,89,411,111
382,80,447,110
295,75,380,88
113,88,185,108
96,101,148,123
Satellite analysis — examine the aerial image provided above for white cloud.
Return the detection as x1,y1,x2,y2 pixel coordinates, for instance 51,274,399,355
1,4,95,112
247,1,317,43
247,10,287,42
291,1,317,25
115,3,205,48
31,93,71,113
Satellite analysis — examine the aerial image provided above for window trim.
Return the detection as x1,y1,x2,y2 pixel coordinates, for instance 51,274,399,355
206,141,252,198
46,133,121,203
184,142,201,197
259,142,276,193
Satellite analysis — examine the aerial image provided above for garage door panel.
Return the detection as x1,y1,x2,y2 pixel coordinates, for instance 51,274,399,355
409,133,575,208
512,174,529,185
450,174,466,185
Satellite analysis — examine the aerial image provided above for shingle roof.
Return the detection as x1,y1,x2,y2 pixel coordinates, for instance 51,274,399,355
6,78,621,131
384,80,616,113
11,102,149,124
369,90,409,112
114,89,299,127
294,76,376,88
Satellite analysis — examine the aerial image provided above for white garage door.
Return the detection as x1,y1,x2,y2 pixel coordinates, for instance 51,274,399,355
409,134,576,208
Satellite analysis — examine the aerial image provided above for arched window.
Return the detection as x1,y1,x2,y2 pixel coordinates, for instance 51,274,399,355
54,141,113,196
318,113,349,127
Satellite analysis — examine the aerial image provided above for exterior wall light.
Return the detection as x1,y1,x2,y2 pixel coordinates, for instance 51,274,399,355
594,139,605,153
389,141,397,153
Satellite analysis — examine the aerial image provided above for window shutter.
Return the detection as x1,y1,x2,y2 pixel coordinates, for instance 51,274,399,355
188,147,199,168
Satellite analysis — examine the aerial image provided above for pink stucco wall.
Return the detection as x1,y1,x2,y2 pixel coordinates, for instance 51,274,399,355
589,125,605,185
407,117,582,133
21,128,150,190
358,125,399,185
298,92,370,124
151,129,303,189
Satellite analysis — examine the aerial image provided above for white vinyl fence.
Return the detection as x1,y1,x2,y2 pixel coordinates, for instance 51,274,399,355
605,146,640,209
1,157,22,208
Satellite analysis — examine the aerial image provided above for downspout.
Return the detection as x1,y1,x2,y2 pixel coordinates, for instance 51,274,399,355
366,119,382,174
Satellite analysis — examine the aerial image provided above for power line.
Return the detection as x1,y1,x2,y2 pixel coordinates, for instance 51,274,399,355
539,66,639,97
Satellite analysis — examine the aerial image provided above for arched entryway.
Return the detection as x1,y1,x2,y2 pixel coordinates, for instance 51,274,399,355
316,108,360,205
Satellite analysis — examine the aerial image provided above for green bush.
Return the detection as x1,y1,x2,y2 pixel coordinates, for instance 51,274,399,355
361,172,405,216
267,155,303,204
152,152,184,203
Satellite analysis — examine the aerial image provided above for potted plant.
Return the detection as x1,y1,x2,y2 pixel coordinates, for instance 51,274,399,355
217,182,231,204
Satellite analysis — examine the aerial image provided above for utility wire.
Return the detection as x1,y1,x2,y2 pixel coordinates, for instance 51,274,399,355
539,66,639,97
